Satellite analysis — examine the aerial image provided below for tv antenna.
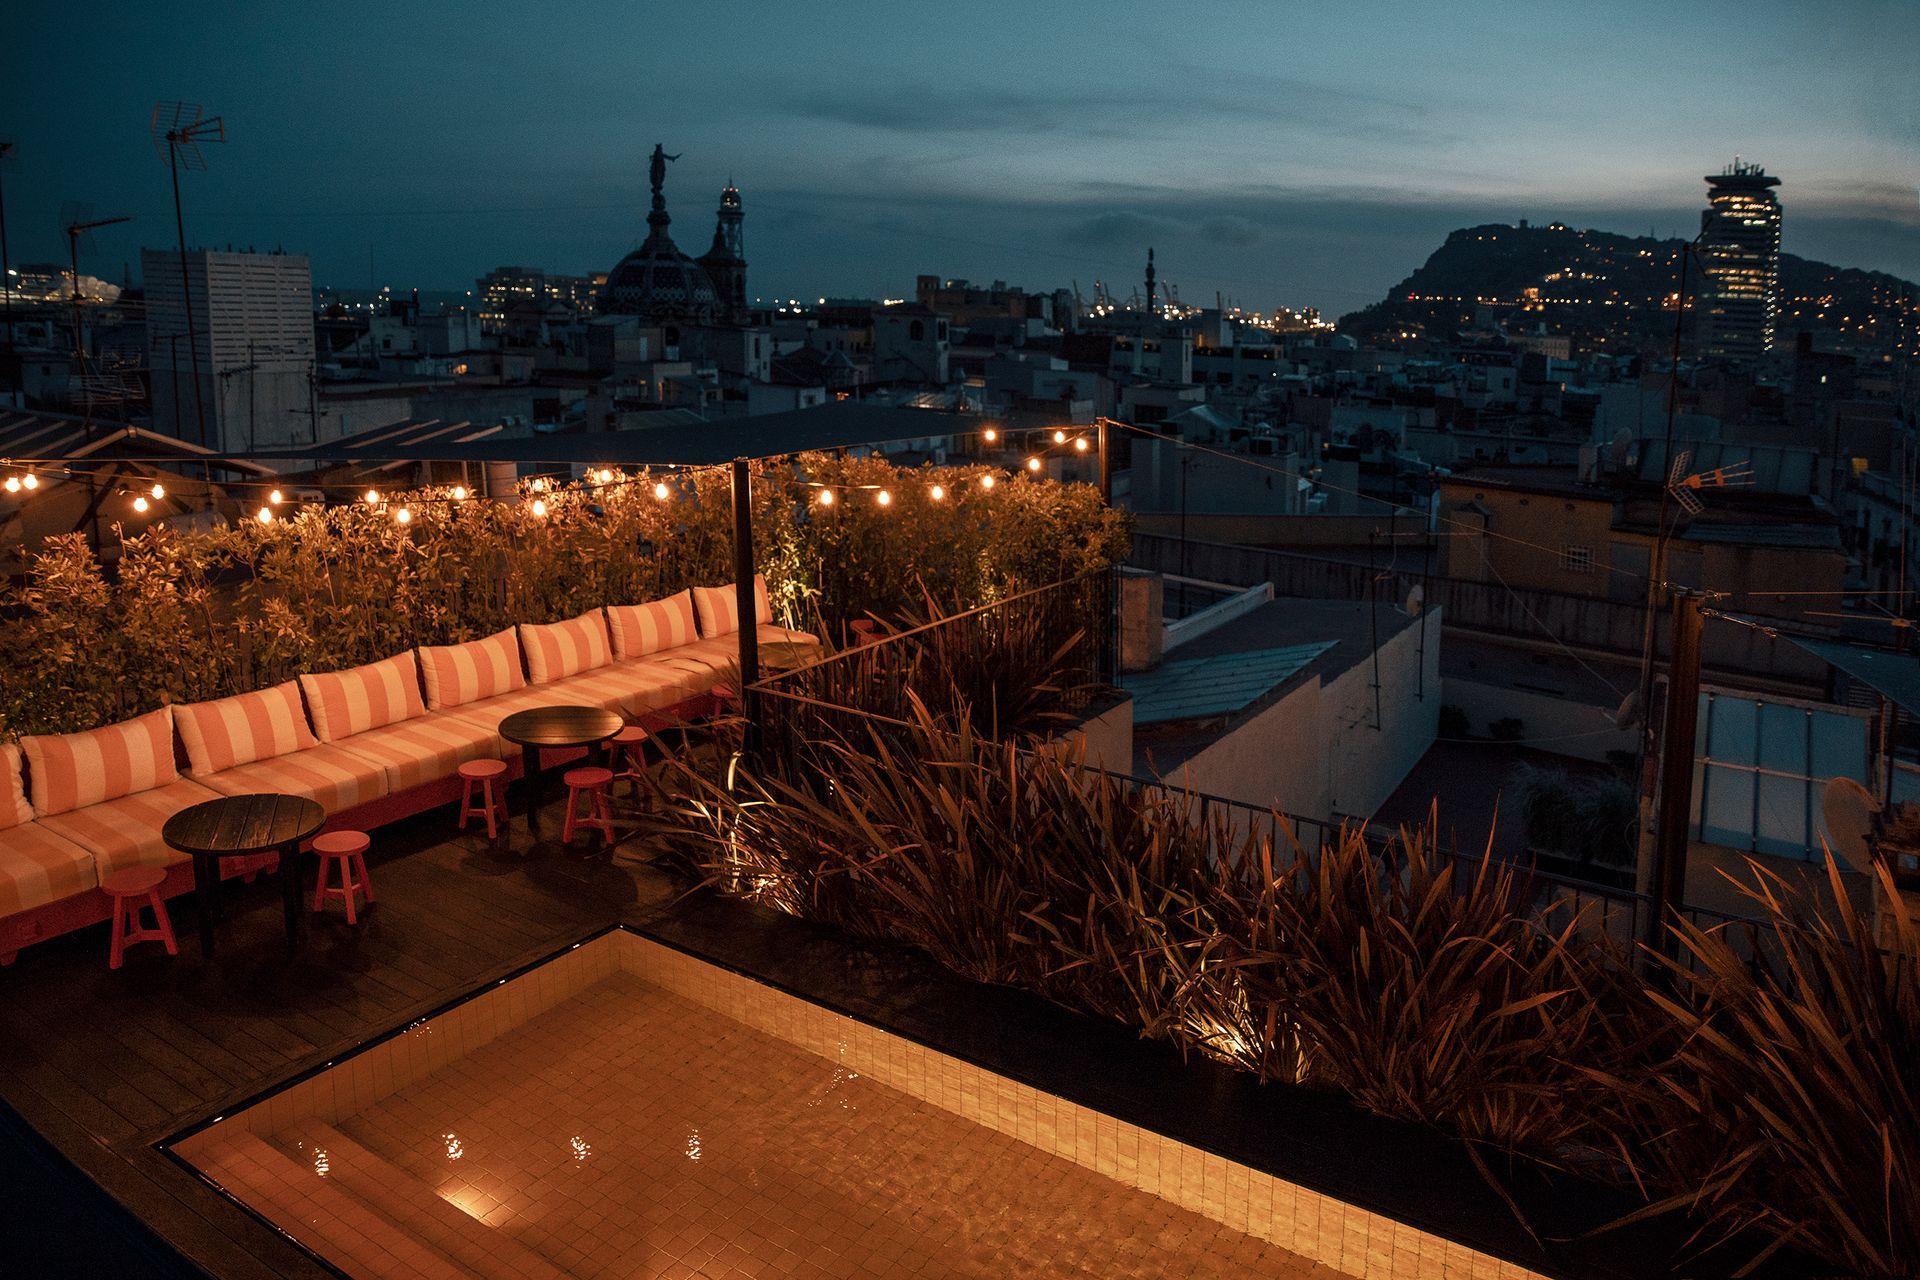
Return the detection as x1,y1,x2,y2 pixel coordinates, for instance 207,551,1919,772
61,203,132,365
151,101,225,446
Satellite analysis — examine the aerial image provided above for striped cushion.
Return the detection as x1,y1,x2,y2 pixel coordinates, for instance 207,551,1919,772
0,744,32,829
37,776,222,876
175,680,318,775
20,706,179,817
419,628,527,710
196,743,388,814
0,821,98,915
550,662,704,719
691,575,771,637
607,592,699,659
299,652,427,744
520,611,612,684
333,711,503,793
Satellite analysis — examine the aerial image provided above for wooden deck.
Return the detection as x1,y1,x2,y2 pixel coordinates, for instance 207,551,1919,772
0,803,680,1279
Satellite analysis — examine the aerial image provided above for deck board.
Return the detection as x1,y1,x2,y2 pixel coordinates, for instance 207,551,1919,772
0,799,677,1277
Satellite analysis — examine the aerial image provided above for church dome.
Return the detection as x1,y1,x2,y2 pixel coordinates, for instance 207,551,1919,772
598,143,717,322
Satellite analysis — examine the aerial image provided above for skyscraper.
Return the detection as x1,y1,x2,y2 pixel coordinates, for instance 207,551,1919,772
1697,159,1782,364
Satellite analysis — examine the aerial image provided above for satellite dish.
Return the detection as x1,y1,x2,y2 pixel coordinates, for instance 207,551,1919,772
1612,689,1641,729
1819,777,1880,874
1404,583,1425,616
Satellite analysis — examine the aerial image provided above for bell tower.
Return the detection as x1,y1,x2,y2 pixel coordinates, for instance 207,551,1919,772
699,183,748,324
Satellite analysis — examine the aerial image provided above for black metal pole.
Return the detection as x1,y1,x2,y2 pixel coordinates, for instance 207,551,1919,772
1097,417,1112,505
730,457,760,720
1646,591,1705,964
167,139,210,447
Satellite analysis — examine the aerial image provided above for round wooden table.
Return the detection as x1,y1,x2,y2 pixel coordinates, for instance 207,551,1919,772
162,793,326,957
498,705,624,838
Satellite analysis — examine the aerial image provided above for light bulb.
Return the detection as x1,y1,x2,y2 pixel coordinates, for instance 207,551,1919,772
364,488,380,505
876,489,892,507
816,488,835,507
450,485,468,501
256,506,273,524
929,484,945,501
596,469,613,484
3,477,18,493
22,473,38,490
394,506,412,524
1074,437,1090,452
1053,429,1067,444
132,495,149,513
653,481,670,501
983,428,998,443
980,474,996,490
1027,457,1042,472
530,498,547,517
150,483,164,499
268,488,284,505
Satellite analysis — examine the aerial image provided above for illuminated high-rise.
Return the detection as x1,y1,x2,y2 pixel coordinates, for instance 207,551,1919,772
1698,159,1782,363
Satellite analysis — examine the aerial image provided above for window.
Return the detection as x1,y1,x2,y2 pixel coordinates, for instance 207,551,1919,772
908,320,925,341
1559,544,1594,574
1692,692,1872,860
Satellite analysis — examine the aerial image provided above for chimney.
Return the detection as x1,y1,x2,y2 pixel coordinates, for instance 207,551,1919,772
1117,569,1165,673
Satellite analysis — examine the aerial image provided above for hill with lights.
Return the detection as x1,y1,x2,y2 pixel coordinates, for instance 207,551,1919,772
1339,222,1918,359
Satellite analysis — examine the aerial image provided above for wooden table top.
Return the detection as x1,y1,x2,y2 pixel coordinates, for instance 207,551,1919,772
161,793,327,856
498,705,625,749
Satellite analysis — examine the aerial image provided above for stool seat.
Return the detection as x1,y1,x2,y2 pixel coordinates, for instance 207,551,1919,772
561,767,615,847
104,865,175,969
458,758,510,839
458,758,507,779
102,866,167,897
563,766,614,787
611,725,647,745
312,830,374,924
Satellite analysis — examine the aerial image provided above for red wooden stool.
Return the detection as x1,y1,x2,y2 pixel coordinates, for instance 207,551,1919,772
103,866,176,969
561,766,615,846
610,724,648,800
312,830,375,924
457,758,510,838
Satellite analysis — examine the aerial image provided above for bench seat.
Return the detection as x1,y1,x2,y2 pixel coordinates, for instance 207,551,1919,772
195,743,390,814
0,822,99,917
36,777,226,877
332,710,506,794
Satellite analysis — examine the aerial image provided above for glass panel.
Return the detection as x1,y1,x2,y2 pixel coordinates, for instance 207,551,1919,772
1808,709,1869,785
1699,694,1757,766
1753,773,1810,858
1755,703,1809,774
1699,764,1757,849
1894,763,1920,807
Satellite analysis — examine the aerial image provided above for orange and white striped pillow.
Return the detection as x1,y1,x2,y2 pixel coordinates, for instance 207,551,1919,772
419,628,527,710
520,611,611,684
0,743,33,829
175,680,318,774
298,652,427,743
607,592,698,659
691,575,771,637
19,706,179,817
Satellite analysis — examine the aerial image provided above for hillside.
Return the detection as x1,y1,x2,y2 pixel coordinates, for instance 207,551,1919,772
1338,221,1918,358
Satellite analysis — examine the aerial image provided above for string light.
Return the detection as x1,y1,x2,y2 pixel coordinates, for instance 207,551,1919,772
22,473,38,491
149,483,164,500
450,485,468,501
876,489,892,507
1026,457,1043,473
980,474,996,490
1074,437,1090,452
653,481,670,501
1052,429,1067,444
530,498,548,517
595,469,614,484
364,488,380,506
929,484,945,501
268,489,284,505
394,506,412,525
3,477,18,494
255,506,273,524
132,495,149,513
816,488,835,507
983,428,998,443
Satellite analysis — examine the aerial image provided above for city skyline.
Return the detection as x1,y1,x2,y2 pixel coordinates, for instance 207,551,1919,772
6,0,1918,315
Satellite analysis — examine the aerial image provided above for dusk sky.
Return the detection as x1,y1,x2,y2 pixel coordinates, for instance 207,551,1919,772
7,1,1917,316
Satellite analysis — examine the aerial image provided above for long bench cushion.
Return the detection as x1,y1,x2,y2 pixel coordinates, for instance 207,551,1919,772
332,711,504,793
691,575,771,637
647,626,821,686
519,611,611,684
20,706,179,817
174,680,318,775
607,592,698,659
195,743,389,814
546,661,707,719
0,822,98,915
37,776,224,876
0,744,32,829
299,652,428,744
418,627,526,711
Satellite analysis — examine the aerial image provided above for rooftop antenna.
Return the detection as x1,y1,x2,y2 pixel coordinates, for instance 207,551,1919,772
61,204,132,364
151,101,224,446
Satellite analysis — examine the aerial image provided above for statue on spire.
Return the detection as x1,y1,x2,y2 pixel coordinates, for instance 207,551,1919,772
648,143,681,200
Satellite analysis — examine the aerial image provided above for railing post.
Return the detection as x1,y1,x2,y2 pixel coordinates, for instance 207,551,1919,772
731,457,760,732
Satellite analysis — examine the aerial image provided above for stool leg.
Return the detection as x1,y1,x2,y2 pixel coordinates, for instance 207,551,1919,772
482,778,499,840
562,787,579,845
595,787,613,841
313,855,331,912
340,860,358,925
353,853,374,904
148,891,178,956
458,777,475,830
109,896,129,970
